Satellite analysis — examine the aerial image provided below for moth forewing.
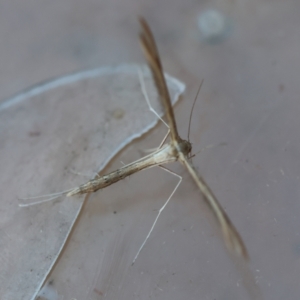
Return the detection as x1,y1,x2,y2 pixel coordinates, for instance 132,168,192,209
139,17,180,142
179,154,249,260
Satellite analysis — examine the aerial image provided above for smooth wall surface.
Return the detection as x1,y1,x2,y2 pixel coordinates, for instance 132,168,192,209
1,1,299,299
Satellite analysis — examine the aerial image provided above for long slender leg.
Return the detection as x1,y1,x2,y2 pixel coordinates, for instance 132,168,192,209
138,67,169,128
137,67,170,150
18,188,74,207
132,166,182,265
19,166,101,207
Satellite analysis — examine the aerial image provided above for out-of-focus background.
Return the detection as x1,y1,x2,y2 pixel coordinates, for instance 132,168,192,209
1,0,300,299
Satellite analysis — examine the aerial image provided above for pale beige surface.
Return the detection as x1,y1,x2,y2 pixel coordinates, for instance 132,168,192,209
1,0,300,299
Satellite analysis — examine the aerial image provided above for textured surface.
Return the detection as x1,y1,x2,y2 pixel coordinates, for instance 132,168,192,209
1,1,299,299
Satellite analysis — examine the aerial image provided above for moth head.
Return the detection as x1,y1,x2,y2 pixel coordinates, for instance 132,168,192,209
178,139,192,156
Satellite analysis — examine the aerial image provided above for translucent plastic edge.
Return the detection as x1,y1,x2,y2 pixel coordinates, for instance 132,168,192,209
17,65,186,300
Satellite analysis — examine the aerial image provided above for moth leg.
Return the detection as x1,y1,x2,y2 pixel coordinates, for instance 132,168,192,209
137,67,170,149
132,165,182,265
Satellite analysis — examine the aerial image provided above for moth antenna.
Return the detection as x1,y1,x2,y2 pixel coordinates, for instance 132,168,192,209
187,79,204,142
190,142,227,159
